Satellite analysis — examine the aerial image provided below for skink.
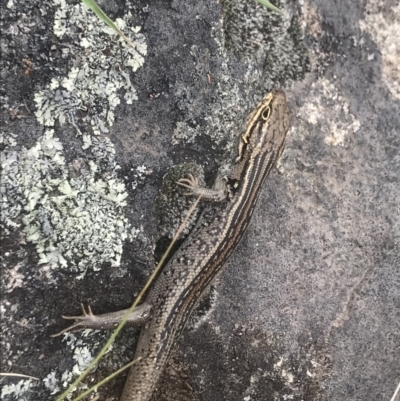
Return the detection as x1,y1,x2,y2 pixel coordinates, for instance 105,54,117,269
56,89,290,401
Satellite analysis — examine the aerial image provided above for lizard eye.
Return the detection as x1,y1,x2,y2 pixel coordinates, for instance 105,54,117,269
261,107,271,121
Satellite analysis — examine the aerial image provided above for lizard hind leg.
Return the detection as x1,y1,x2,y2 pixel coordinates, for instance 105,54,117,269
51,302,152,337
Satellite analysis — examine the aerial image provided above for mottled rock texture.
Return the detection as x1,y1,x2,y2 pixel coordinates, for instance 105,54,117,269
1,0,398,400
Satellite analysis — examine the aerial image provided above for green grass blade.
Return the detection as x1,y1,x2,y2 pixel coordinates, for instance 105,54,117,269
81,0,117,31
254,0,282,13
69,359,138,401
81,0,136,48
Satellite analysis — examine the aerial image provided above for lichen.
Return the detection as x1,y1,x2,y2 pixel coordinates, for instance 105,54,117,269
0,0,149,271
0,379,35,400
1,130,130,273
0,133,23,233
295,78,361,146
42,332,99,397
129,164,153,191
34,0,147,135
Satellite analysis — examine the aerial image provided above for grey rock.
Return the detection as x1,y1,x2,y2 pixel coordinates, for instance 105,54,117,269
1,0,398,400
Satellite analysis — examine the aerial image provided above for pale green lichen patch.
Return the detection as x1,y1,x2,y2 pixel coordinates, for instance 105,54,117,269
42,332,101,397
0,379,35,400
1,130,130,272
34,0,147,135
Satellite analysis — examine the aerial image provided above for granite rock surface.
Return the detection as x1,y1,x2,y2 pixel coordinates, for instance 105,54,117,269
1,0,399,400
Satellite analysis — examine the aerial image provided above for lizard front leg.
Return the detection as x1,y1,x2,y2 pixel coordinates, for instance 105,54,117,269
177,173,228,202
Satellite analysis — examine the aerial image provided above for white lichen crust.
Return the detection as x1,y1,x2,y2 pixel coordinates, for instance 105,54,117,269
1,130,130,272
0,379,35,401
34,0,147,135
1,0,149,274
41,331,101,397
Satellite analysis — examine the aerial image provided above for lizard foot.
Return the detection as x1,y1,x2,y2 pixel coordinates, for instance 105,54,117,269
51,302,152,337
177,174,200,195
51,304,100,337
178,174,227,202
